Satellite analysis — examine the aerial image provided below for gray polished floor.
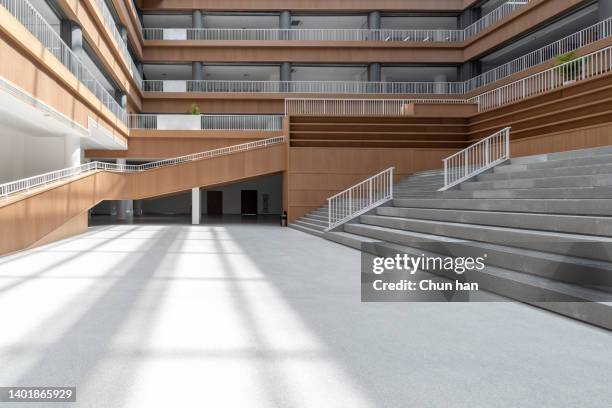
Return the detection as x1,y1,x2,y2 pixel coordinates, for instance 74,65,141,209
0,222,611,407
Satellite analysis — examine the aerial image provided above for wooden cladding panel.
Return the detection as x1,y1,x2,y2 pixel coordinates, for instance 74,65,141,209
287,147,456,221
0,144,286,255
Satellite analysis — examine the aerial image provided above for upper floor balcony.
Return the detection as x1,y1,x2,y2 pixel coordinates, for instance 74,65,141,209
141,0,528,44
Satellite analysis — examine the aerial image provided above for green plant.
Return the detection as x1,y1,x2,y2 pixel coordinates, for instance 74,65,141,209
554,51,582,82
190,103,200,115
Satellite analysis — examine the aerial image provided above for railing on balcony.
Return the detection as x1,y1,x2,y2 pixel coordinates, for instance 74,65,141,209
327,167,394,230
92,0,142,86
440,127,510,191
469,46,612,111
464,1,529,38
142,0,530,43
128,114,284,130
285,98,470,116
465,18,612,91
0,137,285,199
0,0,127,124
143,80,466,94
143,27,465,42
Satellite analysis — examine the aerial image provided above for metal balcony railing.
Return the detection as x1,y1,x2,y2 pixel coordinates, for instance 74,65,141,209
285,98,469,116
141,18,612,98
142,80,466,94
468,46,612,111
465,18,612,91
463,1,528,38
327,167,394,230
143,28,465,42
91,0,142,86
142,0,530,43
440,127,510,191
128,114,284,130
0,137,285,199
0,0,127,124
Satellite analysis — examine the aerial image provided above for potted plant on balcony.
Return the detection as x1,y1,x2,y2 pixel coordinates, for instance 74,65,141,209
190,103,200,115
554,52,582,85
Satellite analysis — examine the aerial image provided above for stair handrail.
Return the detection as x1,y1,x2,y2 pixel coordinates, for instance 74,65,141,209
326,167,394,231
0,137,285,199
439,127,510,191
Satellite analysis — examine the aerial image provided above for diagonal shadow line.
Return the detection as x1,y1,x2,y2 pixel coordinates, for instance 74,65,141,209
0,226,140,295
10,225,182,396
0,225,116,266
209,228,296,408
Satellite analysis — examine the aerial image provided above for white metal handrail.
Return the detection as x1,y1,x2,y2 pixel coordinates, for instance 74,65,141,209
143,28,465,42
91,0,142,86
440,127,510,191
128,114,284,130
464,1,528,38
285,98,469,116
327,167,394,230
468,45,612,111
141,1,529,43
0,137,285,199
287,45,612,116
0,0,127,124
140,18,612,98
142,80,466,94
465,18,612,91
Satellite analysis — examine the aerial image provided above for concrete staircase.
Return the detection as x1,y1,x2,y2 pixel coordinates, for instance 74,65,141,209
289,169,445,236
326,146,612,330
289,204,329,236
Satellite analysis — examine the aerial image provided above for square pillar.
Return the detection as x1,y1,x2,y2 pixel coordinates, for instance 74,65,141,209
192,187,201,225
117,159,133,221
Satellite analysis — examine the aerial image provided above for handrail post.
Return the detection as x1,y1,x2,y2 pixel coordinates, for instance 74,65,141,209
485,138,490,165
464,150,469,177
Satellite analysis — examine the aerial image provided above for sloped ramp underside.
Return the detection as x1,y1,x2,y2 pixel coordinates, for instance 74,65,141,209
0,143,286,255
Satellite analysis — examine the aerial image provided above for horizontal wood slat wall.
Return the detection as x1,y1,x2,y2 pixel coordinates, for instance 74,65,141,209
287,147,457,221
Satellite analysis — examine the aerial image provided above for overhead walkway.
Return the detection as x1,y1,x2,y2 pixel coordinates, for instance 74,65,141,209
0,137,286,256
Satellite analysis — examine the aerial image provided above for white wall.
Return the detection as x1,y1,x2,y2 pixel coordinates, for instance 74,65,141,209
0,132,76,184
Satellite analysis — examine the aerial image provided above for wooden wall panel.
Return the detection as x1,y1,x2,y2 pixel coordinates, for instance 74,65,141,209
287,147,457,221
86,137,264,158
0,144,286,255
0,13,128,140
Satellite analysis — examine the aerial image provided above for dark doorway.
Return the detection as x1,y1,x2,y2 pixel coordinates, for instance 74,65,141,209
241,190,258,215
207,191,223,215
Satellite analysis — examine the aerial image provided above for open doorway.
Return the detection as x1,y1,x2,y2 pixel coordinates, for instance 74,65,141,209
207,191,223,215
241,190,258,215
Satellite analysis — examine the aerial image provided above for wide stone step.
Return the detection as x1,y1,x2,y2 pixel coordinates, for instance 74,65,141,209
359,215,612,261
376,206,612,236
345,222,612,289
393,198,612,216
325,230,381,249
288,223,324,237
509,146,612,165
361,240,612,330
460,174,612,191
293,219,326,231
481,162,612,181
441,186,612,199
303,213,328,222
300,216,327,227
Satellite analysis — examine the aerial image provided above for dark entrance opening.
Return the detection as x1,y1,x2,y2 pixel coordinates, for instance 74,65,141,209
241,190,258,215
207,191,223,215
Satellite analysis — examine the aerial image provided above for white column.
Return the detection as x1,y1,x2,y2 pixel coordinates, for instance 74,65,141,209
64,134,81,167
116,158,133,221
192,187,201,225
